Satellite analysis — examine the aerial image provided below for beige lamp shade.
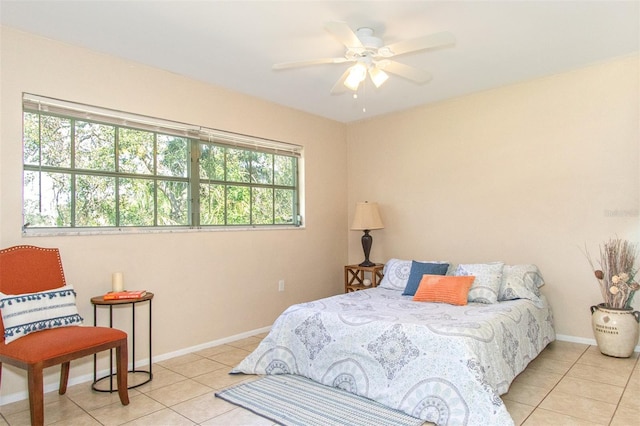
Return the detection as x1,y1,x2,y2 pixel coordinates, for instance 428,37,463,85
351,202,384,230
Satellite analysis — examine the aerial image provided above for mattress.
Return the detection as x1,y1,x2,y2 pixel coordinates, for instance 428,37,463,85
232,287,555,425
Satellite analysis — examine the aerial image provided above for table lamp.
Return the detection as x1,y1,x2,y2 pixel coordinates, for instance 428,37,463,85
351,201,384,267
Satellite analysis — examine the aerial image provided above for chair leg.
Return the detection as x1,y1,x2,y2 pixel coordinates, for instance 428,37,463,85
59,361,70,395
27,364,45,426
116,342,130,405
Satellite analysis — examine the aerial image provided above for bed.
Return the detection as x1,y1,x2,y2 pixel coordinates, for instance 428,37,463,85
232,260,555,426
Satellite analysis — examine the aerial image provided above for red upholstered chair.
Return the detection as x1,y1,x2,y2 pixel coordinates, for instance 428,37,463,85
0,245,129,425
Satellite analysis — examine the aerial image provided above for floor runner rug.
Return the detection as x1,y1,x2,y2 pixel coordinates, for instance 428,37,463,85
215,374,424,426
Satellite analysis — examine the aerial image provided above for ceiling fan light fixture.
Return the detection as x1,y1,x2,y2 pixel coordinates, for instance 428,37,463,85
369,67,389,88
344,63,367,91
274,22,455,95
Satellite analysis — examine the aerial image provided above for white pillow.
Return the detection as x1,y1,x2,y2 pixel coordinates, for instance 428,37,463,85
380,258,451,291
0,284,83,343
499,264,544,303
455,262,504,304
379,259,412,291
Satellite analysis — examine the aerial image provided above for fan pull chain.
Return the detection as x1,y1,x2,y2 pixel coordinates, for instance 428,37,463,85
361,80,367,113
351,83,367,113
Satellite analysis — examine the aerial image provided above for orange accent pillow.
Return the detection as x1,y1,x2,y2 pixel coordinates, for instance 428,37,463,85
413,275,475,306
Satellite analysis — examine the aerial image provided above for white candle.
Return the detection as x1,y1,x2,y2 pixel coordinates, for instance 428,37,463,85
112,272,124,292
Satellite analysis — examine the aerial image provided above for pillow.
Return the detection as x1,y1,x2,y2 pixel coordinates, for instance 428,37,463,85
413,275,475,306
402,261,450,296
499,264,545,302
379,259,412,291
380,258,450,291
0,285,83,343
454,262,504,304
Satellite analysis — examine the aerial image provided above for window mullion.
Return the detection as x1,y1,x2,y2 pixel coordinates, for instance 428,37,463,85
70,118,77,227
294,159,299,226
271,158,275,225
223,148,228,225
190,139,200,227
153,133,158,227
37,113,43,215
249,154,253,225
115,126,120,227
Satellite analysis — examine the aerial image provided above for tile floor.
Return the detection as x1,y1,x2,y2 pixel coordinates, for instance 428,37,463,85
0,336,637,425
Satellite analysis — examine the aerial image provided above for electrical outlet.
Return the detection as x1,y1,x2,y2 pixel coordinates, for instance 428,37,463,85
278,280,285,292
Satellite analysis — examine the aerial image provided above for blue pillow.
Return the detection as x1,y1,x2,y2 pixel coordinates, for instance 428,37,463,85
402,261,450,296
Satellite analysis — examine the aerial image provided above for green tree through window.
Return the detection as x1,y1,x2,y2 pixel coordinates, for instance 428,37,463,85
22,96,301,231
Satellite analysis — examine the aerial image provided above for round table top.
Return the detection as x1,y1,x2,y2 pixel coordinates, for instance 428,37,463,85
91,292,154,305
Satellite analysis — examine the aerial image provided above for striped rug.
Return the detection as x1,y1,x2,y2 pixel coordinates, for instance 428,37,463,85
215,374,424,426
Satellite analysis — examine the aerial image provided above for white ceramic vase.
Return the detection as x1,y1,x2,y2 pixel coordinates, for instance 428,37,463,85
590,303,640,358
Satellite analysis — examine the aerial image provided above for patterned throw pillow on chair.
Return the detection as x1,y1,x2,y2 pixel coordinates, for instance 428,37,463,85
0,285,83,343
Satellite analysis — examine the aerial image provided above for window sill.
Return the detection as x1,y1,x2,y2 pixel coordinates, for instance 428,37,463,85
23,225,305,237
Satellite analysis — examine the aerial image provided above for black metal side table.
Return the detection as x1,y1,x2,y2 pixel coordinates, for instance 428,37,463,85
90,292,154,392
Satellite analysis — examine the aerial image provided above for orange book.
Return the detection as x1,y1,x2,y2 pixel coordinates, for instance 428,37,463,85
103,290,147,300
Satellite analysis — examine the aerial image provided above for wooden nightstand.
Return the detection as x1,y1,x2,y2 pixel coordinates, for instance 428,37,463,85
344,264,384,292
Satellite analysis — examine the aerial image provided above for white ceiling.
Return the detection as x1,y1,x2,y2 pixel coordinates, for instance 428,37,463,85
1,1,638,123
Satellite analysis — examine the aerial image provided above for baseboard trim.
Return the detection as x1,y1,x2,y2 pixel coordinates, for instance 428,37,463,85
0,325,272,406
1,328,636,406
151,325,272,364
554,333,640,353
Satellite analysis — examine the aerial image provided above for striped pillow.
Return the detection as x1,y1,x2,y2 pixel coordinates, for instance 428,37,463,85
413,275,475,306
0,284,83,343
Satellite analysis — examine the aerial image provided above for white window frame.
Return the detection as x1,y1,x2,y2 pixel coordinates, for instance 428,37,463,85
22,94,304,236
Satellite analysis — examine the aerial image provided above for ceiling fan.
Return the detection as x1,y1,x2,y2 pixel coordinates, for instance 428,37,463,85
273,22,456,94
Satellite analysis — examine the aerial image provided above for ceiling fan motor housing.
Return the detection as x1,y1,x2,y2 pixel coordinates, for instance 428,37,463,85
356,27,383,49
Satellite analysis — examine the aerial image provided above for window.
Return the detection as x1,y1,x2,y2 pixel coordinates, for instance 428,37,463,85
22,94,302,232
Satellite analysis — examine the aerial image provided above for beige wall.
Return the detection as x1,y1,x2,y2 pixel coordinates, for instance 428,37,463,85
347,55,640,344
0,27,348,400
1,25,639,403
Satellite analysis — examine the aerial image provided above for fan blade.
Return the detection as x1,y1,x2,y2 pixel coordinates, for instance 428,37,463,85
273,57,350,70
379,61,432,84
325,21,363,49
330,69,351,94
381,31,456,57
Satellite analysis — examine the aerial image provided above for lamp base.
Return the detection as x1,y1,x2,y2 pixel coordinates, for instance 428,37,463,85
359,230,377,268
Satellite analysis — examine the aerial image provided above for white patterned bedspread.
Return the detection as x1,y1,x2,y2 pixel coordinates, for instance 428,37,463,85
232,288,555,426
